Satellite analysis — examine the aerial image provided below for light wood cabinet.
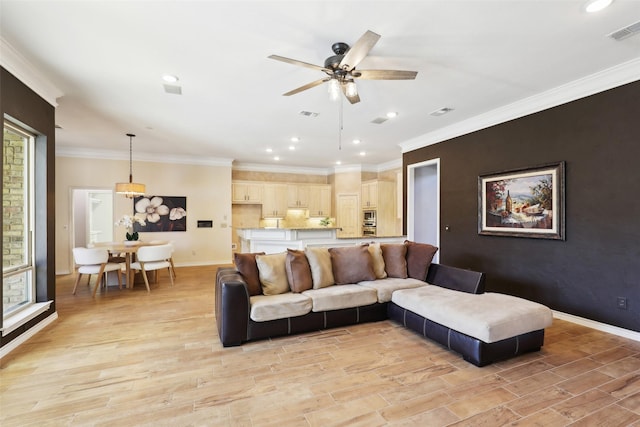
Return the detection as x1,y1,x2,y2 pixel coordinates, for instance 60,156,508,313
308,185,331,217
287,184,309,208
361,181,379,209
362,180,397,236
262,184,288,218
232,181,263,203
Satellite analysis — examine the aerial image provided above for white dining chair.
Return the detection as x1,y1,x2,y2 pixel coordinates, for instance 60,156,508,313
149,240,176,278
72,247,123,296
130,244,174,292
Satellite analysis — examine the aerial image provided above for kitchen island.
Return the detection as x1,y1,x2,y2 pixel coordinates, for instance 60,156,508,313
236,227,405,254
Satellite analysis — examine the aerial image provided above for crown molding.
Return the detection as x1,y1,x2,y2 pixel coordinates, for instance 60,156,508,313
376,158,402,172
400,57,640,153
55,146,233,167
0,37,63,107
233,162,331,176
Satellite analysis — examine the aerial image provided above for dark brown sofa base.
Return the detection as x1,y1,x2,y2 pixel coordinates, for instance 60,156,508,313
387,302,545,367
247,303,388,343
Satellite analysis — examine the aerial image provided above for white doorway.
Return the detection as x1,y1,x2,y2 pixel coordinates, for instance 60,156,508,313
71,188,114,248
407,158,440,262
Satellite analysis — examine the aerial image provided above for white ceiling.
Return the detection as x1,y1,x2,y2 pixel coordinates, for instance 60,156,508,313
2,1,640,172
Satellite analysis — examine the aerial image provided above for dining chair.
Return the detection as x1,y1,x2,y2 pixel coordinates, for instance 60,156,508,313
72,247,123,296
149,240,176,278
130,244,174,292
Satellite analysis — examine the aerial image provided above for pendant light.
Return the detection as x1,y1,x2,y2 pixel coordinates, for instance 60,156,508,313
115,133,145,198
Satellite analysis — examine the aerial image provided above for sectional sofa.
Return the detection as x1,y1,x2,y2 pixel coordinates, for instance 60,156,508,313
215,241,553,366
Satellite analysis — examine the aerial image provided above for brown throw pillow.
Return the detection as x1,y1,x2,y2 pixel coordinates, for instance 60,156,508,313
328,245,376,285
234,252,265,296
285,249,313,293
381,244,408,278
404,240,439,281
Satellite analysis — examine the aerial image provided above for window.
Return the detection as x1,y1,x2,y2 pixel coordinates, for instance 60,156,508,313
3,121,35,317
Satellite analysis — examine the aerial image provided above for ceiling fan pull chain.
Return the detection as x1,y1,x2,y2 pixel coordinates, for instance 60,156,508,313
338,96,344,150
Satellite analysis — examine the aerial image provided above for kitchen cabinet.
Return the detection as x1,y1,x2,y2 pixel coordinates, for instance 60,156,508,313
232,181,263,203
308,185,331,217
361,181,378,209
287,184,309,208
262,184,288,218
362,180,398,236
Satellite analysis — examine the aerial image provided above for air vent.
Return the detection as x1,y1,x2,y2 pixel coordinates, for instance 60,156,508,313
608,20,640,41
163,84,182,95
371,117,388,124
299,111,319,117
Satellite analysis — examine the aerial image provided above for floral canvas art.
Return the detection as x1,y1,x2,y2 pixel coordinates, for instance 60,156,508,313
132,196,187,232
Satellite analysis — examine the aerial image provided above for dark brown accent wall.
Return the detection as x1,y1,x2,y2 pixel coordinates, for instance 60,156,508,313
1,67,56,348
404,80,640,332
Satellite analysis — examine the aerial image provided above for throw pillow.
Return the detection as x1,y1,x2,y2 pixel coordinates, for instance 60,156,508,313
305,247,335,289
285,249,313,293
404,240,439,281
367,243,387,279
329,245,376,285
233,252,265,296
255,252,289,295
381,243,408,278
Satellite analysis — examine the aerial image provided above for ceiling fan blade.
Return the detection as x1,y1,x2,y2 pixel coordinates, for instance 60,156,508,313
339,30,381,71
283,78,331,96
268,54,329,73
356,70,418,80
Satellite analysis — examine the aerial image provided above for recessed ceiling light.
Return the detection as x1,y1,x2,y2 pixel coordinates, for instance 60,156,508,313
585,0,613,13
162,74,179,83
266,148,273,153
335,160,342,165
386,112,398,118
274,156,280,161
353,139,361,145
289,145,295,150
430,107,454,117
291,137,300,142
359,151,366,156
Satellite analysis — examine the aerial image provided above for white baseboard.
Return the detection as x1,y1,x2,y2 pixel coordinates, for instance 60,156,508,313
553,310,640,342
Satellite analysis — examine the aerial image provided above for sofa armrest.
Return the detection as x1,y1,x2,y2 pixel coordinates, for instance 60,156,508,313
215,267,250,346
425,263,486,294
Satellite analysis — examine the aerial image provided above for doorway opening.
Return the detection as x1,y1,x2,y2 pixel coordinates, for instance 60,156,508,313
407,158,440,263
71,187,114,251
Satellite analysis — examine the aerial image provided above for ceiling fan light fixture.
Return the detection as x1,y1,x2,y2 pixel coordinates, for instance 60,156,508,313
345,80,358,98
115,133,146,198
585,0,613,13
328,79,341,101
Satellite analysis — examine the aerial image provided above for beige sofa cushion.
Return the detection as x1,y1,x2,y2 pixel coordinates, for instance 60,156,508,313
305,247,335,289
392,286,553,343
367,243,387,279
329,245,376,285
256,252,289,295
250,293,312,322
302,285,378,312
357,277,426,303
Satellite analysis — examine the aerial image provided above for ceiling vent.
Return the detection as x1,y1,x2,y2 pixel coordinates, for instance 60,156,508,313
608,20,640,41
371,117,388,124
299,111,319,117
163,84,182,95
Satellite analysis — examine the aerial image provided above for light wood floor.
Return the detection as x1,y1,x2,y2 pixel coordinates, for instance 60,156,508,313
2,266,640,426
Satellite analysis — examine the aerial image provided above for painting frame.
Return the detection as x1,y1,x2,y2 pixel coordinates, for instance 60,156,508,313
478,161,565,240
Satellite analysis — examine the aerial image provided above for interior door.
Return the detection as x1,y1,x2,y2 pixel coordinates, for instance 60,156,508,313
336,193,359,238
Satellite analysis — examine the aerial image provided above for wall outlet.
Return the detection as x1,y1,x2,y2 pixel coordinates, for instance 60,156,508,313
617,297,628,310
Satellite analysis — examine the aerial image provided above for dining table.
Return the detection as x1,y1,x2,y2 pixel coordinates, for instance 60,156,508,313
93,240,168,290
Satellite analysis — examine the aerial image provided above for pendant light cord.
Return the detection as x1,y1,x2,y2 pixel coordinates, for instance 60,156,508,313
127,133,135,183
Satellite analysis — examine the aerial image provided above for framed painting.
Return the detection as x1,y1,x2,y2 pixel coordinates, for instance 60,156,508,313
478,162,565,240
132,195,187,232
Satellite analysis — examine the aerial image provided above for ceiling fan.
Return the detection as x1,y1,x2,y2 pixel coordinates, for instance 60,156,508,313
268,30,417,104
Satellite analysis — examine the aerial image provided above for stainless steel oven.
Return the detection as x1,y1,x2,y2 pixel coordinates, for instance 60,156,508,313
363,210,376,236
362,226,377,236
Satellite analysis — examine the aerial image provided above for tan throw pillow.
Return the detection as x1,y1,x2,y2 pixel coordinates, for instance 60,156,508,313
305,247,335,289
404,240,439,281
234,252,265,296
285,249,313,293
367,243,387,279
329,245,376,285
381,243,408,279
256,252,289,295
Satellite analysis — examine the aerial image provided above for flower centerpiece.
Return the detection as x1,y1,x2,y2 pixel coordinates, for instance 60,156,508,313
115,214,146,242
